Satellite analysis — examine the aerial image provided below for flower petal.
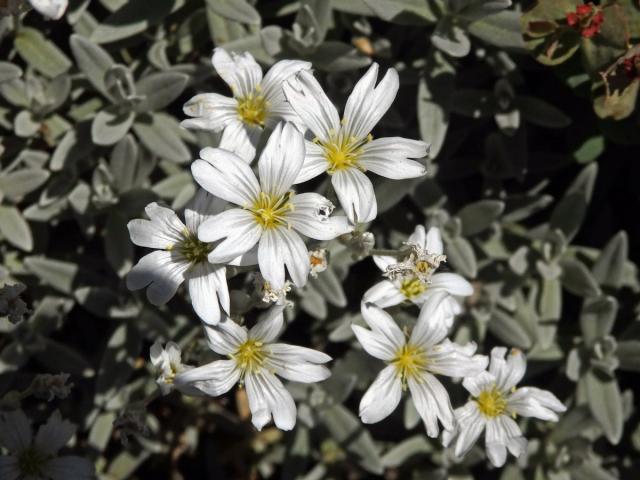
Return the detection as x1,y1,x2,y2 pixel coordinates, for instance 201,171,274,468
283,70,340,143
508,387,566,421
126,251,187,305
462,371,497,397
47,456,95,480
426,340,488,378
426,226,443,255
451,402,486,458
407,225,426,248
262,59,312,104
267,344,331,383
34,411,75,456
219,119,262,163
192,147,260,207
351,324,396,361
359,365,402,423
362,280,405,309
204,316,248,355
0,410,32,451
360,302,405,351
187,263,228,325
174,360,240,396
359,137,427,179
258,227,309,288
199,209,262,264
181,93,238,131
331,167,377,224
288,193,353,240
411,291,451,348
258,122,305,197
184,189,226,233
429,273,474,297
212,48,262,98
249,304,285,343
29,0,68,20
489,347,526,392
127,202,185,249
408,373,454,437
294,141,329,184
0,456,19,480
245,371,297,431
343,64,399,140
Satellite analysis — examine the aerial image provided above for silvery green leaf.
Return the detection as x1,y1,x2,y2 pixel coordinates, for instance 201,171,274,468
0,169,50,202
110,135,139,193
91,107,135,146
445,235,477,278
40,75,72,116
91,0,178,44
105,212,134,278
24,257,100,295
0,206,33,252
69,34,115,97
310,267,347,308
468,10,526,50
560,258,601,298
539,277,561,322
431,17,471,58
299,284,328,320
0,78,30,108
584,369,623,445
320,403,383,474
566,348,582,382
515,95,572,128
89,411,117,451
381,435,432,468
15,28,72,78
75,286,138,319
0,62,22,83
456,0,511,21
206,0,260,25
457,200,505,236
50,121,94,171
580,296,618,346
133,113,191,163
206,6,247,47
592,231,628,289
135,72,189,112
502,193,553,223
574,136,605,164
364,0,437,25
489,308,533,349
617,341,640,373
68,182,92,215
152,172,192,200
309,41,372,72
14,110,40,138
375,177,424,214
107,450,151,479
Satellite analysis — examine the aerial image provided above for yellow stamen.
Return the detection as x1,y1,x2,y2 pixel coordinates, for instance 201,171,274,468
391,343,427,389
180,229,211,264
233,339,266,374
476,387,507,418
320,133,372,173
237,91,267,126
248,191,294,229
399,277,427,299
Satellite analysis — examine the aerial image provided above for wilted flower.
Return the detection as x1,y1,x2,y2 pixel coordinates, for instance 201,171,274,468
364,226,472,325
443,347,567,467
0,283,30,324
182,48,311,162
0,409,93,479
192,122,353,289
253,273,292,305
352,295,487,437
283,64,428,224
127,189,254,325
308,248,328,278
149,341,200,396
32,373,73,402
175,305,331,431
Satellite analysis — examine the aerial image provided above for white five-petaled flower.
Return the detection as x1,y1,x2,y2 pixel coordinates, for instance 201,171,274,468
0,410,93,480
442,347,567,467
364,226,473,326
29,0,67,19
149,341,200,396
283,64,429,224
175,305,332,431
126,189,254,325
352,295,488,437
182,48,311,162
192,121,353,290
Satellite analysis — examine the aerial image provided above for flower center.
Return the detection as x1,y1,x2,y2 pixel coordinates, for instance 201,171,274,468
391,343,427,388
414,260,433,275
18,447,47,476
399,277,427,299
319,133,372,174
476,387,507,418
237,92,267,126
180,230,212,264
233,339,266,374
248,191,294,229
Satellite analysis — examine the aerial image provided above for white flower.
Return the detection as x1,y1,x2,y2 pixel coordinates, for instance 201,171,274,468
283,64,429,224
29,0,67,19
352,295,488,437
149,341,200,396
0,410,93,480
192,121,353,290
442,347,567,467
127,189,254,325
364,226,473,325
182,48,311,162
174,305,331,431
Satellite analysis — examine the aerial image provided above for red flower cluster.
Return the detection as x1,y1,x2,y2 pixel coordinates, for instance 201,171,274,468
622,55,640,80
566,3,604,38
